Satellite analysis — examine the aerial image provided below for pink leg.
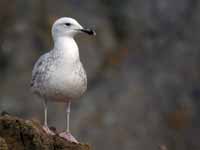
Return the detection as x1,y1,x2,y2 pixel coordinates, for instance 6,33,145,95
59,101,78,143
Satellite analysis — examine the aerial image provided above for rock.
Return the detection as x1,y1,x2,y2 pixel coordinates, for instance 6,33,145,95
0,136,8,150
0,115,90,150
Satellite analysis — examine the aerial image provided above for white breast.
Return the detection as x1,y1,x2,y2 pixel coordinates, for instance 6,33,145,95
32,36,87,102
45,40,87,101
47,60,87,101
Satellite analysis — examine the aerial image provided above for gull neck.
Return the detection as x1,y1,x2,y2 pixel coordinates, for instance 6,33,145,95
53,36,80,61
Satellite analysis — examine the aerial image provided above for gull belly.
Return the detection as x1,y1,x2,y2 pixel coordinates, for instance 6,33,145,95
47,60,87,102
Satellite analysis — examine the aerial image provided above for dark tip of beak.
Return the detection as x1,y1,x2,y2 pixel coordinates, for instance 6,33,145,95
80,29,96,36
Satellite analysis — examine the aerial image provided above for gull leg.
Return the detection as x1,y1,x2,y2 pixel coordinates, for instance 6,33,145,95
66,100,71,133
59,101,78,143
42,99,55,135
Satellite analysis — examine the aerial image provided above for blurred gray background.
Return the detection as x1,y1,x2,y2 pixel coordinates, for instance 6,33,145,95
1,0,200,150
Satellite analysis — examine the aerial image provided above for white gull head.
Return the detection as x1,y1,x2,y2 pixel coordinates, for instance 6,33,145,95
52,17,95,39
51,17,96,61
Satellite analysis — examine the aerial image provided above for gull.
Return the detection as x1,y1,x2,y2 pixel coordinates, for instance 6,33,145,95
30,17,95,143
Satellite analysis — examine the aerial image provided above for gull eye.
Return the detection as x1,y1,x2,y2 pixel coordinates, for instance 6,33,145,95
65,23,71,26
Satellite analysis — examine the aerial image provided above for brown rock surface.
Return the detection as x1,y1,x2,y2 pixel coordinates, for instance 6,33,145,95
0,115,90,150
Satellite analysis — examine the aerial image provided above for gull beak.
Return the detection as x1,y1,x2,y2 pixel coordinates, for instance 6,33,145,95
80,28,96,36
